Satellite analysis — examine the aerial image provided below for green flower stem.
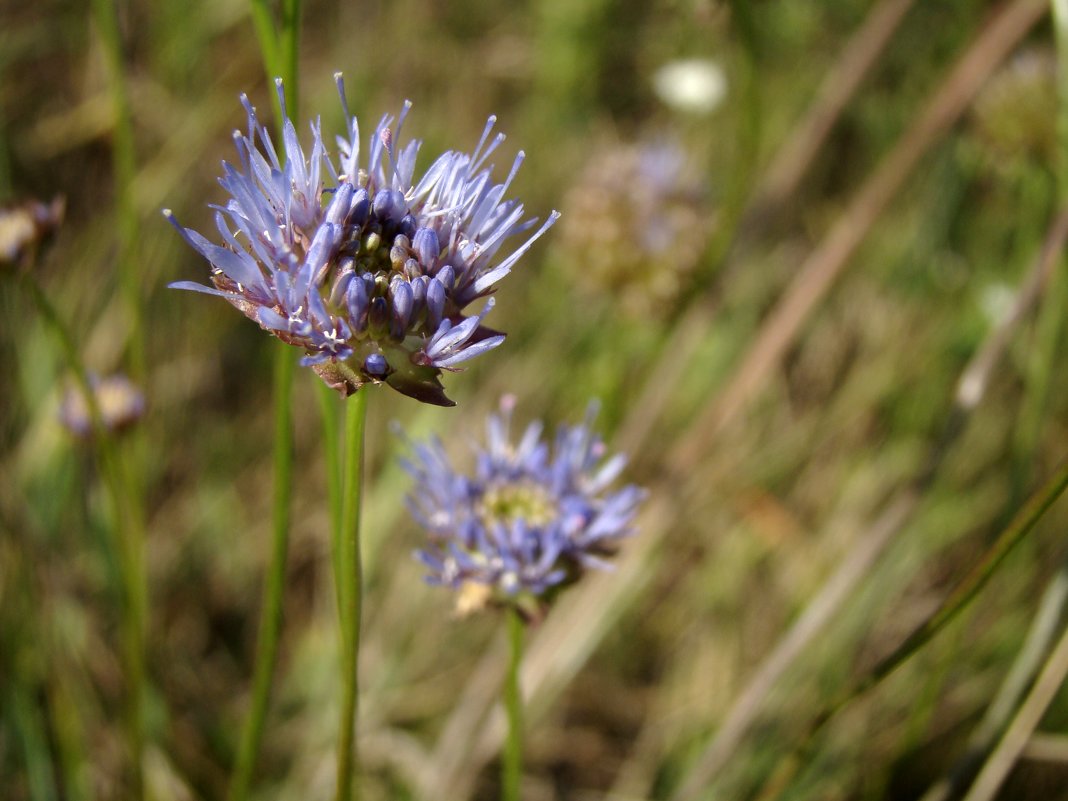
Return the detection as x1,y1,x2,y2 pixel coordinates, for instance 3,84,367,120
226,3,303,797
47,664,92,801
247,0,301,127
280,0,302,108
248,0,280,95
681,0,762,299
109,445,146,801
89,0,142,381
83,6,147,795
84,8,148,797
21,275,145,801
227,346,295,801
8,684,57,801
316,382,344,611
336,390,368,801
503,608,525,801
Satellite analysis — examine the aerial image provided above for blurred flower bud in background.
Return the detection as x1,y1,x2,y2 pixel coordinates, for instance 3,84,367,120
559,138,713,319
59,373,145,439
0,196,65,269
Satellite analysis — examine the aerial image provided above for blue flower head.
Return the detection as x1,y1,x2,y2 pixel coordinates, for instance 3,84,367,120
165,77,558,406
402,397,646,618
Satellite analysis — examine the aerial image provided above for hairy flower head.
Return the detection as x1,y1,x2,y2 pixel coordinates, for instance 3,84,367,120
402,397,645,618
166,77,558,405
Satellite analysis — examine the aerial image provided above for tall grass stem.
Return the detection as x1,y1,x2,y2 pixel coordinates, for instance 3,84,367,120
336,390,368,801
679,0,762,299
839,457,1068,719
21,275,145,800
503,608,525,801
8,685,58,801
672,0,1047,471
90,0,143,380
227,4,303,798
227,347,295,801
248,0,280,96
961,622,1068,801
85,6,148,796
757,456,1068,801
1016,0,1068,502
281,0,302,108
919,567,1068,801
317,382,344,610
1055,0,1068,194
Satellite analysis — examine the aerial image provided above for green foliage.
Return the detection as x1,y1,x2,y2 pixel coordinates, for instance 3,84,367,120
3,0,1068,799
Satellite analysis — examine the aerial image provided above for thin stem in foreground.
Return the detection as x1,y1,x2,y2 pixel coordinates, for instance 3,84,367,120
227,345,295,801
503,608,525,801
336,390,368,801
226,4,304,796
316,382,344,613
89,0,142,380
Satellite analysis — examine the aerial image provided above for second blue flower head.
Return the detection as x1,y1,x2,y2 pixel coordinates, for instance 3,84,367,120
403,397,646,617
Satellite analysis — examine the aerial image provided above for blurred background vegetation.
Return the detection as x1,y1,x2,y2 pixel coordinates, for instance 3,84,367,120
4,0,1068,799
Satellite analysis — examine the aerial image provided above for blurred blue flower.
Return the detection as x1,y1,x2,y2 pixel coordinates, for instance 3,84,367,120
166,77,558,406
402,397,646,616
559,137,710,318
59,373,145,439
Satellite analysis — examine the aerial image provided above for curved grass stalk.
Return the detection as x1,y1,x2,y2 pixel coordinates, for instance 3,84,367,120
919,567,1068,801
854,459,1068,694
755,457,1068,801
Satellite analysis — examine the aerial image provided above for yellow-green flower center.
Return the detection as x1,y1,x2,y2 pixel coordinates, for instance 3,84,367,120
478,482,558,528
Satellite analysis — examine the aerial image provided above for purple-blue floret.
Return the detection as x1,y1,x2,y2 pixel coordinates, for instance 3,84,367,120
165,76,558,406
402,398,646,612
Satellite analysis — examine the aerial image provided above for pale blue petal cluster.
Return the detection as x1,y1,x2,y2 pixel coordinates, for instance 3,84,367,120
59,373,145,439
166,77,558,405
403,398,646,604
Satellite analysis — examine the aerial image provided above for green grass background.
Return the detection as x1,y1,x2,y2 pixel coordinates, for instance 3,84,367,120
4,1,1068,799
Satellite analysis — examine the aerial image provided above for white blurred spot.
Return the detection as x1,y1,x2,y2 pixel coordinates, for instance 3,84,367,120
979,282,1016,328
653,59,728,114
